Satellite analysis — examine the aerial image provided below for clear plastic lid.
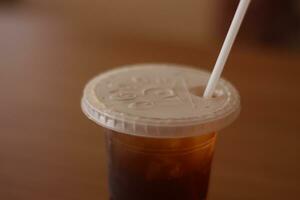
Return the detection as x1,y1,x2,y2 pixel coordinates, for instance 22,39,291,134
81,63,240,138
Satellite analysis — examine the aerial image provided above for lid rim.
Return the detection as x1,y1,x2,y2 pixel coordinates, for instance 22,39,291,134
82,99,240,138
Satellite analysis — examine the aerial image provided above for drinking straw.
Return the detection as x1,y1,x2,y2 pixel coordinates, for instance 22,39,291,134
204,0,251,98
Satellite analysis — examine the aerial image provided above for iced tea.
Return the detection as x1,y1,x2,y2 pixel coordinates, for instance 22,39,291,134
105,130,216,200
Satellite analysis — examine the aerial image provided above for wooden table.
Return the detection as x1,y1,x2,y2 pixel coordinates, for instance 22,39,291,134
1,7,300,200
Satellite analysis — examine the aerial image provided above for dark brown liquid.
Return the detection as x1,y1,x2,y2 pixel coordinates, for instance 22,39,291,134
105,130,216,200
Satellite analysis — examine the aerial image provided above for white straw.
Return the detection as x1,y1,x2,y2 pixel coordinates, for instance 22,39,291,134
204,0,251,98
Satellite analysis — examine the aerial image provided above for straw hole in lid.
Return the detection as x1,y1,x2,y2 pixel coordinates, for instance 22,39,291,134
189,86,205,97
190,86,223,99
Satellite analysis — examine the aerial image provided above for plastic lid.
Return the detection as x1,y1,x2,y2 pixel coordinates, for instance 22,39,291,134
81,63,240,138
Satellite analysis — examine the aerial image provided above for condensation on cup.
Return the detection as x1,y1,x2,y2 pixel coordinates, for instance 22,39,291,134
81,63,240,200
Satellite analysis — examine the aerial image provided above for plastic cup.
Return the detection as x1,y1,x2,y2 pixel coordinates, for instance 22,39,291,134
81,64,240,200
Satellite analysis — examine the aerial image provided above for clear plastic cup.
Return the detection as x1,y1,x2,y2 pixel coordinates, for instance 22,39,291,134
82,64,240,200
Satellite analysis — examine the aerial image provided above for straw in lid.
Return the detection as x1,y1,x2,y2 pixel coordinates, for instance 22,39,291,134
81,63,240,138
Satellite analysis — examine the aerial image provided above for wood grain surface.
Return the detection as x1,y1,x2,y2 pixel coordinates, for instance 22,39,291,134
1,7,300,200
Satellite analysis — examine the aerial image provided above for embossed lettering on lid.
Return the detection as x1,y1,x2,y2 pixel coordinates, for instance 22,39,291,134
82,64,240,138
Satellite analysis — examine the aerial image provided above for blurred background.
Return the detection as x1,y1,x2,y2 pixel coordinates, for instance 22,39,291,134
1,0,300,200
2,0,300,47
